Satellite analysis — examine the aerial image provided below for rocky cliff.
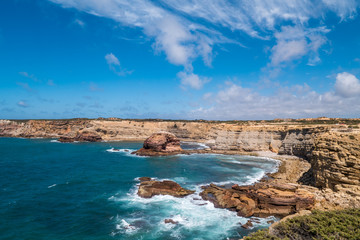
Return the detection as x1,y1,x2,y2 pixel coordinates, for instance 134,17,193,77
1,118,360,198
0,119,331,159
312,132,360,196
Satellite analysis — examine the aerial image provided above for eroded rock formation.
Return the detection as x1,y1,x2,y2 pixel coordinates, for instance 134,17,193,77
200,183,315,217
134,132,185,156
137,178,195,198
312,132,360,196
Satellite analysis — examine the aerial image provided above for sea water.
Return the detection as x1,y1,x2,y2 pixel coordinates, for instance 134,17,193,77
0,138,279,240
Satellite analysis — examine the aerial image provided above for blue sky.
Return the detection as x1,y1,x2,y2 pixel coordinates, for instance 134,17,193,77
1,0,360,120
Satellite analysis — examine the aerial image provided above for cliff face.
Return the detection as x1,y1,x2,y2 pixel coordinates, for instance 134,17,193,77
1,118,360,201
312,132,360,196
0,119,325,159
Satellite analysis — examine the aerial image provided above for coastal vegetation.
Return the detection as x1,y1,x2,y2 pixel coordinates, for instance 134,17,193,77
245,209,360,240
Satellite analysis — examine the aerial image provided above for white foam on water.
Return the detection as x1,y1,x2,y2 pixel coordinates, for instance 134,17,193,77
48,184,57,188
109,182,268,239
106,148,145,158
210,170,265,187
108,153,280,239
111,218,139,236
243,169,266,185
50,139,60,143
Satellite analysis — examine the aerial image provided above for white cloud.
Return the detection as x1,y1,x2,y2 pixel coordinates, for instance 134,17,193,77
105,53,132,76
191,73,360,120
270,26,329,67
19,71,40,82
178,71,210,90
335,72,360,98
17,101,29,108
74,19,85,27
105,53,120,66
322,0,358,20
50,0,359,86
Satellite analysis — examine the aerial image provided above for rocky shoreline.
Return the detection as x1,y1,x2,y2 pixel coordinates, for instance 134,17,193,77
1,118,360,236
130,131,360,236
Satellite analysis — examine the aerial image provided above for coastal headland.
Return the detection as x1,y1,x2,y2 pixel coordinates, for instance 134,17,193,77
1,117,360,234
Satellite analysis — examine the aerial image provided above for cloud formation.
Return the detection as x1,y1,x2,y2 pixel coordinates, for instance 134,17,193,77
335,72,360,98
19,72,40,82
17,100,29,108
105,53,132,76
191,72,360,120
50,0,358,88
177,71,210,90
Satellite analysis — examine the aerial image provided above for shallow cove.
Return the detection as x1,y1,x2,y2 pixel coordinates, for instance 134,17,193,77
0,138,279,240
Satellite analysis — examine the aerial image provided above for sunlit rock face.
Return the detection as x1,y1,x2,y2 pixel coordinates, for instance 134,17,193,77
134,132,185,156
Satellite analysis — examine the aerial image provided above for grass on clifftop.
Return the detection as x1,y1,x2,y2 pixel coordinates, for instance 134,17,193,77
245,209,360,240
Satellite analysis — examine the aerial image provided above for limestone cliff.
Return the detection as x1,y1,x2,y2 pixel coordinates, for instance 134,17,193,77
1,118,360,206
312,132,360,196
0,119,330,159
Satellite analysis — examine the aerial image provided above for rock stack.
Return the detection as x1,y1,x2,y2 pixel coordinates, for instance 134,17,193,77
133,132,185,156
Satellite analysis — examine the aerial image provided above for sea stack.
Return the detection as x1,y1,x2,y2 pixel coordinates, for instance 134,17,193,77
133,132,185,156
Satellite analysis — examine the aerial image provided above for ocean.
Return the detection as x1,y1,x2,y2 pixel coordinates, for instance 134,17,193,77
0,138,279,240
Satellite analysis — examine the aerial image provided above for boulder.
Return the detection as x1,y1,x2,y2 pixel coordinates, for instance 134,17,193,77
134,132,185,156
200,182,314,218
137,179,195,198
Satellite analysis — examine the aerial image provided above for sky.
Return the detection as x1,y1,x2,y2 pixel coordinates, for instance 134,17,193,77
1,0,360,120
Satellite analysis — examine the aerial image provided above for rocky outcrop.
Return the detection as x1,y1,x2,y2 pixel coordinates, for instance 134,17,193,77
278,128,326,159
312,132,360,196
0,119,334,159
133,132,185,156
58,131,102,142
137,178,195,198
200,183,315,217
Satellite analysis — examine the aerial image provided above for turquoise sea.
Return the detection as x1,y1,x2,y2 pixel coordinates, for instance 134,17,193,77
0,138,279,240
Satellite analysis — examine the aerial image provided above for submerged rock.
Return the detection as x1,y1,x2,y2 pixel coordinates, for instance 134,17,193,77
137,179,195,198
133,132,185,156
164,219,178,224
241,220,253,229
138,177,152,182
200,182,314,218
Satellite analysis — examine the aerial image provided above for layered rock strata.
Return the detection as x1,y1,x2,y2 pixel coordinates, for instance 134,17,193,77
312,132,360,196
58,131,102,142
200,183,315,217
0,119,332,159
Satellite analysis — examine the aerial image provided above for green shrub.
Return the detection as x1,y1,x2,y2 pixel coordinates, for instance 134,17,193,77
245,209,360,240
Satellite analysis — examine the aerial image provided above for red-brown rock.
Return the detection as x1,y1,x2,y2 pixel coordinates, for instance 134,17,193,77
137,179,195,198
164,219,178,224
200,182,314,218
241,220,253,229
134,132,185,156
